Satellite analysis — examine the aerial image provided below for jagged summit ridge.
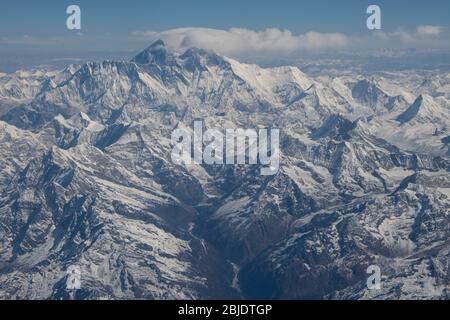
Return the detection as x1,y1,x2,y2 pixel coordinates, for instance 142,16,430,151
132,40,171,65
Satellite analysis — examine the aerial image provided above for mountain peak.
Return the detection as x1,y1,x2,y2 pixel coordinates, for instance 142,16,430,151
311,114,356,140
149,39,166,48
180,47,228,71
396,93,447,125
132,40,170,65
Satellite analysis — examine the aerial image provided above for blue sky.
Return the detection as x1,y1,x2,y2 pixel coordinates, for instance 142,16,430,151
1,0,449,36
0,0,449,71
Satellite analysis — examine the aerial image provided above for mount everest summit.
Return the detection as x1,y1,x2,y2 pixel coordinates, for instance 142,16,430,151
0,40,449,299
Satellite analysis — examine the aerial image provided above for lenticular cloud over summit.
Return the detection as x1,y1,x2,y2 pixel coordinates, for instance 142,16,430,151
130,25,450,59
132,27,350,55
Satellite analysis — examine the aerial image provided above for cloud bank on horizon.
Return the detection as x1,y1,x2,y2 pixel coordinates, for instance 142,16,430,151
0,25,448,57
131,25,449,58
0,25,449,73
132,28,349,54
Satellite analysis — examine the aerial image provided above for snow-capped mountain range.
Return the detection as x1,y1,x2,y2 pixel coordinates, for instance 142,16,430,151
0,40,449,299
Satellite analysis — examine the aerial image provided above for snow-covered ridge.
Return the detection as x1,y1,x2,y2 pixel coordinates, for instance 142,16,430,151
0,40,449,300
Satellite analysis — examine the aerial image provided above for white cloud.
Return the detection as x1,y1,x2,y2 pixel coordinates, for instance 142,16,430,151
1,26,447,60
364,25,447,48
416,25,444,36
131,27,349,56
130,26,450,60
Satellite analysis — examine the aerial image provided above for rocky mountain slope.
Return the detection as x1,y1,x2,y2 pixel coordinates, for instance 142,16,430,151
0,41,449,299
